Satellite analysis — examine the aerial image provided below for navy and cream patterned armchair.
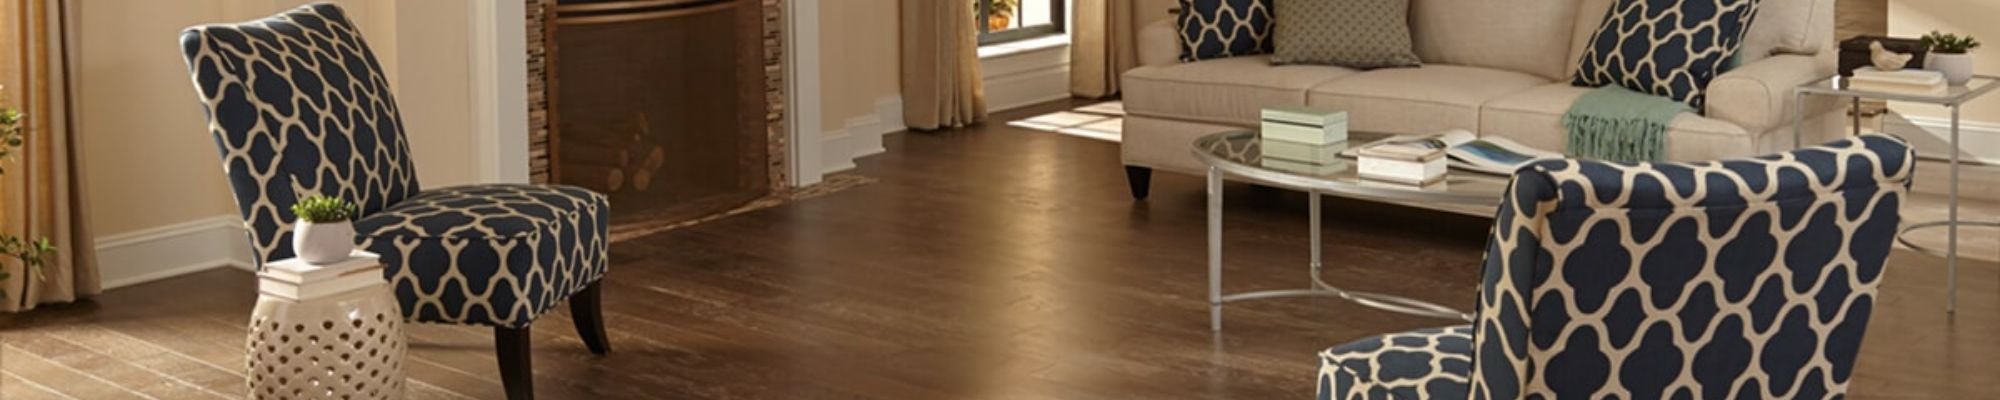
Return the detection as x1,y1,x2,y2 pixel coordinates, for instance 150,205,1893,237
180,4,608,399
1318,134,1913,399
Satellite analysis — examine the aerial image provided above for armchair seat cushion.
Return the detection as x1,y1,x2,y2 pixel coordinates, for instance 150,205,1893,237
1317,325,1473,400
356,183,609,328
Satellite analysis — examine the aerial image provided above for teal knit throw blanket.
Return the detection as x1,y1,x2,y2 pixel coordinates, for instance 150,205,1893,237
1563,86,1693,163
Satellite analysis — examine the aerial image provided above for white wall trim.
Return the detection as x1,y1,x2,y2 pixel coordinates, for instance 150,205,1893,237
470,0,531,184
787,0,825,187
1883,113,2000,165
980,41,1071,113
94,215,254,290
821,96,903,173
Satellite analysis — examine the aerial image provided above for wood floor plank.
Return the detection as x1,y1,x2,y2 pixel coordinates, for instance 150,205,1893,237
35,323,241,398
2,343,154,399
2,369,79,400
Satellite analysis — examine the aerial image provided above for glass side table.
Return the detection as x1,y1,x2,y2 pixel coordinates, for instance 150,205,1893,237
1794,74,2000,313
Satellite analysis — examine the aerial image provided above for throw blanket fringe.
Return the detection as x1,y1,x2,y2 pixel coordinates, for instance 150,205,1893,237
1563,86,1692,163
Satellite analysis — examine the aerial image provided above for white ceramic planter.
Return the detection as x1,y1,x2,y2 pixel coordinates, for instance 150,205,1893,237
1928,53,1975,86
292,220,356,264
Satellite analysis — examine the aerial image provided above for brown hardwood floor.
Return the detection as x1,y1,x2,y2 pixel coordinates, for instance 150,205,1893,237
4,100,1998,399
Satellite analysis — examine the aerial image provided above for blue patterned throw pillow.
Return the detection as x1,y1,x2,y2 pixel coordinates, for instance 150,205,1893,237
1178,0,1272,62
1572,0,1762,109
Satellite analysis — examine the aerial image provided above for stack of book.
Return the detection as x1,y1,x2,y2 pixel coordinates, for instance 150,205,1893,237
1849,67,1948,96
1258,106,1348,175
260,251,385,301
1355,138,1447,185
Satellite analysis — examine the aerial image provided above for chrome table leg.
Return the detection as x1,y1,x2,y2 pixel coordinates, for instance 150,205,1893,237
1208,166,1225,331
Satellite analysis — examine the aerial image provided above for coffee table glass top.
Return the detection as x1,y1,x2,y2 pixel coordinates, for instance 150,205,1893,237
1191,130,1511,205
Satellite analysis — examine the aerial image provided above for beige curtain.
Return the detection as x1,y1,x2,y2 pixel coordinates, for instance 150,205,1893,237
1069,0,1138,98
900,0,986,130
1,0,95,312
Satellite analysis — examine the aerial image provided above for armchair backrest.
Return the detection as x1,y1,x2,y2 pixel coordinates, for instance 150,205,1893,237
1470,134,1913,399
180,3,420,266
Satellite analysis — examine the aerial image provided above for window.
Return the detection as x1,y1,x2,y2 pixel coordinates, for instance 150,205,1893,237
975,0,1064,45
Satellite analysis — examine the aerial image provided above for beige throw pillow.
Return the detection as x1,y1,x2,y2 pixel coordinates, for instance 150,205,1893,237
1270,0,1421,69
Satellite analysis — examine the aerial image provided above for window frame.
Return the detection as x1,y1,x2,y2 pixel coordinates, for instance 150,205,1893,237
974,0,1066,46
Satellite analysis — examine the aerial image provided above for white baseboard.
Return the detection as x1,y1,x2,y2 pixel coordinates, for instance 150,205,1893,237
981,42,1072,113
821,96,904,173
94,215,254,290
1882,113,2000,165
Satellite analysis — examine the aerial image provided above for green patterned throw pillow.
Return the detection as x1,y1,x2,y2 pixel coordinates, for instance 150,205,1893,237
1270,0,1422,69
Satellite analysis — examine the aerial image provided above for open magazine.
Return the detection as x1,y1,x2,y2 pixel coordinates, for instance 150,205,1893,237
1342,129,1561,175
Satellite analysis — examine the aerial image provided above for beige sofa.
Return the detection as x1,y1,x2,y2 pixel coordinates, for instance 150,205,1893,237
1119,0,1845,199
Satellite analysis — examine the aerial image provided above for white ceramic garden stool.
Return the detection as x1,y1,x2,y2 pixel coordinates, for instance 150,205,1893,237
248,251,407,399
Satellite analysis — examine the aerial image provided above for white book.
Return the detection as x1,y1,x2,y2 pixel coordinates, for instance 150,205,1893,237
1852,67,1945,86
1849,80,1948,97
1341,129,1559,175
1358,156,1446,185
1261,139,1348,163
260,264,386,301
1356,142,1446,185
1261,120,1349,144
262,251,381,283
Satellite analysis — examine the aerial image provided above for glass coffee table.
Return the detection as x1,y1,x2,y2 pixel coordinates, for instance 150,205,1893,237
1190,130,1511,332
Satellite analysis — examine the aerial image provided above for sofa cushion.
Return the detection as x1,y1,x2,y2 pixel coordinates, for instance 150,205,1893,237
1306,65,1549,135
1481,84,1757,161
1270,0,1421,69
1409,0,1580,80
1177,0,1273,62
1571,0,1763,109
1741,0,1832,61
1123,55,1355,126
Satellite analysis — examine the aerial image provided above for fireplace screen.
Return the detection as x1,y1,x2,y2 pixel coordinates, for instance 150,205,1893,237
552,0,770,226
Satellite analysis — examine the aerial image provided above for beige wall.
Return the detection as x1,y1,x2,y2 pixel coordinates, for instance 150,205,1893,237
77,0,494,239
1888,0,2000,123
816,0,902,132
75,1,241,236
1134,0,1176,31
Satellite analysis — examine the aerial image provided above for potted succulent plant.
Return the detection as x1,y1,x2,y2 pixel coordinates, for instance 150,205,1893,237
1922,30,1982,86
0,90,55,300
290,195,359,264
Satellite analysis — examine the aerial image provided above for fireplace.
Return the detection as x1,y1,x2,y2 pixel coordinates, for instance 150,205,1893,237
528,0,788,227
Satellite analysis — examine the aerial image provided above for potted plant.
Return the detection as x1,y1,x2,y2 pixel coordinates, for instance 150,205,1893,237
0,89,55,300
290,195,359,264
1922,30,1982,86
985,0,1016,31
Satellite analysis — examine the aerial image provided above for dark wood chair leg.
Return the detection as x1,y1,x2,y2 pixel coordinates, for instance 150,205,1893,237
570,281,611,354
1125,166,1153,200
495,326,534,400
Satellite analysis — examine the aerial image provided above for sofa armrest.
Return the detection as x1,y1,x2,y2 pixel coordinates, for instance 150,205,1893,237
1138,18,1179,68
1705,54,1840,135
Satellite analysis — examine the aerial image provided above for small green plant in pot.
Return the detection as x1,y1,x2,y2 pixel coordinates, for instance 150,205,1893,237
290,195,360,264
0,88,57,300
1921,30,1982,86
